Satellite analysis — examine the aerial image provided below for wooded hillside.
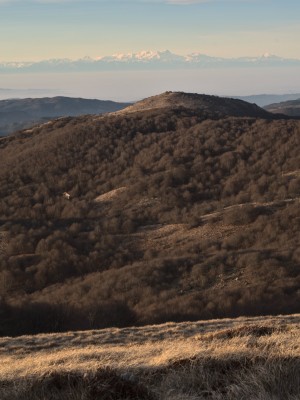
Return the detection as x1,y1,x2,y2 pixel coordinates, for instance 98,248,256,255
0,92,299,335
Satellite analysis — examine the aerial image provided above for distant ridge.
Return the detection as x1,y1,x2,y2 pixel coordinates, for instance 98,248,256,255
264,98,300,117
233,94,300,107
118,91,273,119
0,96,131,117
0,96,130,136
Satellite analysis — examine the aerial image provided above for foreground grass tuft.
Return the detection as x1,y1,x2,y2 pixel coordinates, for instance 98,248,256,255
158,356,300,400
1,369,153,400
2,357,299,400
202,323,288,341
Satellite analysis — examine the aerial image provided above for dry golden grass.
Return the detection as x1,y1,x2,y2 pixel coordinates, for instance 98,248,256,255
0,231,8,255
282,170,300,177
1,314,300,399
94,187,128,203
136,222,239,253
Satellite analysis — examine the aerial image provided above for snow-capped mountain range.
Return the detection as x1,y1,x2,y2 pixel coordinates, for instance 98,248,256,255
1,50,300,73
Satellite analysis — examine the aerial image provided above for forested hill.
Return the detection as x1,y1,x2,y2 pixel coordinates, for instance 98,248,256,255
0,92,299,336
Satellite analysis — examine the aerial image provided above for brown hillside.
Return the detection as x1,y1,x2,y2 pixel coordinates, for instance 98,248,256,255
0,92,299,336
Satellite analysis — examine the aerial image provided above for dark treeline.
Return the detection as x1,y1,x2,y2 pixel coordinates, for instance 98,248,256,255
0,103,299,336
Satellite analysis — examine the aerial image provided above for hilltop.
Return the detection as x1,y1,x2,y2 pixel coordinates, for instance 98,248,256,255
0,92,299,336
0,96,130,136
117,91,272,118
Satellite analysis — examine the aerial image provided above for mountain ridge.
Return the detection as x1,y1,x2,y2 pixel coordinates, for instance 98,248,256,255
1,50,300,73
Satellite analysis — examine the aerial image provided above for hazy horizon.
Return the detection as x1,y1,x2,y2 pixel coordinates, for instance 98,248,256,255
1,0,299,101
1,67,300,102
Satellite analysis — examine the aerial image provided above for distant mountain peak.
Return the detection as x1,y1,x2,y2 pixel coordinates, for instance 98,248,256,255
2,50,299,73
98,50,185,63
262,52,271,58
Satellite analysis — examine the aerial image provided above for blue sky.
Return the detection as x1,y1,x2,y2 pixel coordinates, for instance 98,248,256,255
0,0,300,61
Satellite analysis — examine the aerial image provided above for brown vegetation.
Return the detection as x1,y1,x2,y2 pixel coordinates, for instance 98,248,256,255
0,93,299,336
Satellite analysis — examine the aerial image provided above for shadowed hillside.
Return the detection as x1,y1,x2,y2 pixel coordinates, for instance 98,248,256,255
0,96,130,136
0,92,299,336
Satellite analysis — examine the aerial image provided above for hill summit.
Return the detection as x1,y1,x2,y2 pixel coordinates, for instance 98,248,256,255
118,91,272,118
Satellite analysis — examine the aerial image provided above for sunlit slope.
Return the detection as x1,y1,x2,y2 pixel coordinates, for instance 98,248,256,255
1,314,299,399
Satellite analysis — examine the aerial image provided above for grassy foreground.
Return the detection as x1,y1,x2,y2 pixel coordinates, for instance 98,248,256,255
0,314,299,399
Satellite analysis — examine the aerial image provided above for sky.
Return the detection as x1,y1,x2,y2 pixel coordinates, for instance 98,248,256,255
0,0,300,100
0,0,300,62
